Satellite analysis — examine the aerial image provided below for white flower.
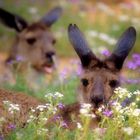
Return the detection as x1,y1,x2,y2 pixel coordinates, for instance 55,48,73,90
28,7,38,14
36,105,47,111
77,122,83,129
54,92,64,98
81,103,92,109
27,115,36,123
87,30,98,38
122,127,134,135
37,128,48,135
118,15,129,22
132,109,140,117
98,105,105,112
80,103,92,115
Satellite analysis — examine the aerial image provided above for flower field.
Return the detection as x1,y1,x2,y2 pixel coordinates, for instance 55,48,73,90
0,0,140,140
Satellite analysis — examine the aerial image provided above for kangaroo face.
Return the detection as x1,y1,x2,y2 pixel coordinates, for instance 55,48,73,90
68,24,136,108
78,63,120,108
0,7,62,73
14,23,56,72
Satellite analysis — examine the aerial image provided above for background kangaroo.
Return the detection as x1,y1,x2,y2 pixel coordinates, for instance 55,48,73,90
0,7,62,73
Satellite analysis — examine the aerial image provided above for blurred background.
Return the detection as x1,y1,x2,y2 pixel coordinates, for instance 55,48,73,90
0,0,139,103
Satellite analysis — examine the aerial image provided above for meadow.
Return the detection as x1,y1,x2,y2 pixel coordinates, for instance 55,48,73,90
0,0,140,140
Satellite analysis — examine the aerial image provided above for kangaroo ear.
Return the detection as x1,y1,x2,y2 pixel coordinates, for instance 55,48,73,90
40,6,62,27
105,26,136,70
68,24,98,68
0,8,28,32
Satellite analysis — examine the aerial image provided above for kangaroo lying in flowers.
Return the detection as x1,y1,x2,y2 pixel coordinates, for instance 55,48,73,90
50,24,137,129
0,7,62,73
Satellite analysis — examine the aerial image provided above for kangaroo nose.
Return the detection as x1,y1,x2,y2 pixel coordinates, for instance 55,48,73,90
45,52,55,63
45,52,55,58
91,95,104,107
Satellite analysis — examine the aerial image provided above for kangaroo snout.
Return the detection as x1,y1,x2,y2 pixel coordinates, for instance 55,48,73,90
45,52,55,64
91,95,104,107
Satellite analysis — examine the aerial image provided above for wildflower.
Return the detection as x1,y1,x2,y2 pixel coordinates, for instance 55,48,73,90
0,117,5,123
77,122,83,130
122,127,134,135
15,55,25,62
8,124,16,130
54,92,64,98
80,103,92,114
27,115,36,123
118,15,129,22
30,108,36,113
100,49,110,57
3,101,20,114
94,128,107,136
36,105,47,111
53,115,61,121
37,128,48,135
40,117,48,122
103,109,113,117
28,7,38,14
134,136,140,140
45,93,54,98
98,105,105,112
57,103,65,109
132,109,140,117
59,68,68,81
60,121,68,128
0,135,4,140
87,30,98,38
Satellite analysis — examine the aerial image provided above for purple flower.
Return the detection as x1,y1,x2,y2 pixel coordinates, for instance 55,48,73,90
126,53,140,70
59,68,68,80
132,53,140,60
16,55,25,62
109,100,117,106
8,124,16,130
61,121,68,128
101,49,110,57
57,103,65,110
53,115,61,121
103,109,113,117
0,136,4,140
76,64,82,76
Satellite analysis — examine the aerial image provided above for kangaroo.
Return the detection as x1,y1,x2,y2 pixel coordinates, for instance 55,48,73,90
0,7,62,73
0,89,44,136
50,24,136,129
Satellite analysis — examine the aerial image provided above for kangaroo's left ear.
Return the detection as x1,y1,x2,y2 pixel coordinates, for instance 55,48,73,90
105,26,136,70
40,6,62,27
0,8,28,32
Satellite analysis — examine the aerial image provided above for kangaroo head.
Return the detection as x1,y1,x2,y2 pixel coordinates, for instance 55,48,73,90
68,24,136,108
0,7,62,73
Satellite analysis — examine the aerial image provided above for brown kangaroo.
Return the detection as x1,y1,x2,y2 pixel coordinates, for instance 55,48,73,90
52,24,136,129
0,7,62,73
0,89,43,135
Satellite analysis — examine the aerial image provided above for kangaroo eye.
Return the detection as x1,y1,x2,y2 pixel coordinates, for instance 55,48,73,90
81,78,89,87
109,80,119,88
26,37,36,45
52,39,56,45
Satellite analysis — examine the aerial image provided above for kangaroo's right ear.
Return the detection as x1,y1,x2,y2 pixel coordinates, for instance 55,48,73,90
68,24,98,68
105,26,136,70
0,8,28,32
40,6,62,27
